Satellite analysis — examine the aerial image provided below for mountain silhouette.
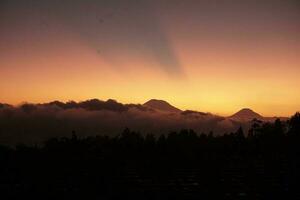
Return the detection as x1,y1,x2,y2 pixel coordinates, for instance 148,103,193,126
181,110,208,116
143,99,181,113
229,108,263,121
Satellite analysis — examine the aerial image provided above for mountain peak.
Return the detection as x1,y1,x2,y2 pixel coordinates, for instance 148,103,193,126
143,99,181,113
238,108,258,114
239,108,253,111
230,108,263,121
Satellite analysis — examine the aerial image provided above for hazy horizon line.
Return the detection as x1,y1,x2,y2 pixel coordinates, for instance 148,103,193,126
0,98,294,118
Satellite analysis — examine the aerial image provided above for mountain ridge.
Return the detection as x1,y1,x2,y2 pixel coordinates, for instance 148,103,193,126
143,99,182,113
229,108,263,122
0,99,289,120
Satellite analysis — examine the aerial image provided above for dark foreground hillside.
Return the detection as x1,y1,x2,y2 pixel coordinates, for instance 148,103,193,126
0,114,300,199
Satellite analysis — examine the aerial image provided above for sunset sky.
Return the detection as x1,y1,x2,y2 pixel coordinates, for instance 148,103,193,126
0,0,299,116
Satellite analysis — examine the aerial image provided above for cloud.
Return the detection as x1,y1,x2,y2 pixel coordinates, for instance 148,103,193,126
0,99,244,145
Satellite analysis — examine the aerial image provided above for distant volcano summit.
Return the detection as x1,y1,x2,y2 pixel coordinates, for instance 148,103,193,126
229,108,263,122
143,99,182,113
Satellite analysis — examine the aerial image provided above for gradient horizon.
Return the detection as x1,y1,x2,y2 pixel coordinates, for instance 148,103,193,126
1,0,299,116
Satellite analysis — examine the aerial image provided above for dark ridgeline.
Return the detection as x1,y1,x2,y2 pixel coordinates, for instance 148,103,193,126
0,113,300,199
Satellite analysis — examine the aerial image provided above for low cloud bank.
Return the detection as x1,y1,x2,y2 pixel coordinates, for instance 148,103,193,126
0,100,245,145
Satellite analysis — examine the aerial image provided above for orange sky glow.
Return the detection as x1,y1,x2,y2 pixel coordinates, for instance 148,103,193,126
0,0,299,117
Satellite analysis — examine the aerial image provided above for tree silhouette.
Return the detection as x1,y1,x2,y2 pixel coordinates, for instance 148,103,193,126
0,113,300,199
288,112,300,136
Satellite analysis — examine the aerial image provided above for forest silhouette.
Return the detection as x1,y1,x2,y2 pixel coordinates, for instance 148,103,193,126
0,113,299,199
